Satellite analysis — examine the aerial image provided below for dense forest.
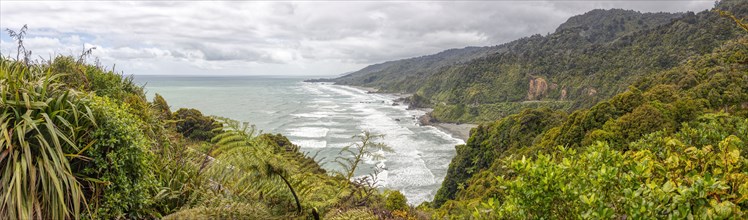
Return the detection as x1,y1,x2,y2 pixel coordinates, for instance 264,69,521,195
424,2,748,219
430,33,748,218
329,0,747,125
332,0,748,219
2,0,747,219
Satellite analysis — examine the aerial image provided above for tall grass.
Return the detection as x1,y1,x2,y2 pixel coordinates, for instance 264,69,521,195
0,59,94,219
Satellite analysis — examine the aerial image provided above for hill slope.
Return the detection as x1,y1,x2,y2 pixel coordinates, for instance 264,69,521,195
328,46,502,93
422,1,748,218
430,32,748,218
328,2,746,123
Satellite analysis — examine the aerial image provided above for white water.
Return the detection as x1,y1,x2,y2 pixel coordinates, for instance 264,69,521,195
135,76,463,205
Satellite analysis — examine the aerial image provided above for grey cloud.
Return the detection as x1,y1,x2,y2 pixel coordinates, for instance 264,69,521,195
0,1,713,75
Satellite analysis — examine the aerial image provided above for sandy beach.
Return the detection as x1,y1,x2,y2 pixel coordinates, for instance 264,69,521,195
349,85,379,93
430,122,477,142
344,84,476,141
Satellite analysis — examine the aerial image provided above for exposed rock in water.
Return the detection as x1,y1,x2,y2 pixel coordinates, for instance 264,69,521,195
407,94,431,110
419,113,435,125
394,94,431,110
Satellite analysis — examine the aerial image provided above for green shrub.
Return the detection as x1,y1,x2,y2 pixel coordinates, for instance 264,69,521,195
608,103,676,148
324,208,378,220
473,129,748,219
385,190,408,211
434,33,748,218
434,108,564,207
78,96,157,219
51,56,144,102
173,108,220,141
163,200,271,220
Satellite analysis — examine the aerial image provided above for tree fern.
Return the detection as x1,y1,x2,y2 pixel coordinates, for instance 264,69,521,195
206,118,303,213
334,131,393,181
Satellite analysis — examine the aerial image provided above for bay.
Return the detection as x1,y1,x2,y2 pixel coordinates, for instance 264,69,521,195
133,75,463,205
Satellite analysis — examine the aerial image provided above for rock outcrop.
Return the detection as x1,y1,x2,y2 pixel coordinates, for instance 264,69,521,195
560,88,568,100
586,87,598,96
527,77,549,100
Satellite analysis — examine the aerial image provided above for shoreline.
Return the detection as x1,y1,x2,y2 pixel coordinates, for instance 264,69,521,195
429,122,476,142
416,109,475,141
335,83,476,142
348,85,379,93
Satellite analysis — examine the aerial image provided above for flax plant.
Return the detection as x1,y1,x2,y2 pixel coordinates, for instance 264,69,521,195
0,59,94,219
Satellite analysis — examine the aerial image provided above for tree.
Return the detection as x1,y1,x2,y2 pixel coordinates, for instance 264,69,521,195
173,108,220,141
209,119,303,213
334,131,393,181
384,190,408,211
718,10,748,32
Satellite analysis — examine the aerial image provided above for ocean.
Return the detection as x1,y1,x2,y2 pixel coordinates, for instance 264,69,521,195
132,75,463,205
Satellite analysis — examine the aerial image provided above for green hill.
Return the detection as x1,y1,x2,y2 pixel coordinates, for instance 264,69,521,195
330,1,746,124
424,2,748,218
429,34,747,218
2,1,747,219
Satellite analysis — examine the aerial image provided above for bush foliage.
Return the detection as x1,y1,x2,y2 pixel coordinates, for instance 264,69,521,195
431,5,748,218
2,1,747,219
0,53,413,219
334,0,748,124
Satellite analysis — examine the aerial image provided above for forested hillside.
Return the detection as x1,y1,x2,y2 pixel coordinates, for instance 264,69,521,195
331,0,747,124
2,1,747,219
327,46,501,92
0,33,425,219
424,3,748,218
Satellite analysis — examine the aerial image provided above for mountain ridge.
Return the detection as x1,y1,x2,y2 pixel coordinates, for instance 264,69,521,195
327,8,685,90
322,4,743,124
424,1,748,216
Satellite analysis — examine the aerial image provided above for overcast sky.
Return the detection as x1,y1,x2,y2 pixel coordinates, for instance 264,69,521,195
0,1,714,76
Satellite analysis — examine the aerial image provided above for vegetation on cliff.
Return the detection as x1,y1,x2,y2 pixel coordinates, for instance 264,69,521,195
332,0,747,124
428,4,748,218
2,1,747,219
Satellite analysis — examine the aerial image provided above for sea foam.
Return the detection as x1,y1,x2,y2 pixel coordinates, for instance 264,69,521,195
292,139,327,149
286,127,329,138
293,82,461,205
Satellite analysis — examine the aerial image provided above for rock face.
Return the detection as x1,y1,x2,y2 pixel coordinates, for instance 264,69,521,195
586,87,598,96
527,77,549,100
560,88,568,100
